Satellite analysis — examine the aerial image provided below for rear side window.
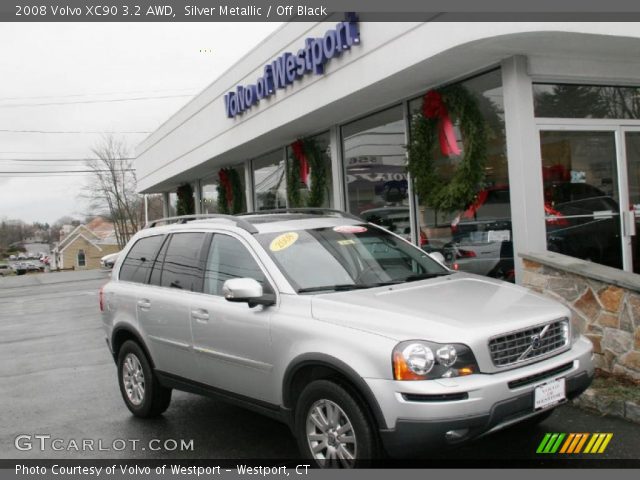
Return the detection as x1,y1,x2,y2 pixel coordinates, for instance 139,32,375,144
159,233,208,292
119,235,166,284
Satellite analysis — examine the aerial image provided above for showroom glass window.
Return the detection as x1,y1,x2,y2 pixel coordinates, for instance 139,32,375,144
408,69,512,281
200,164,246,214
341,106,409,239
253,149,287,210
168,192,178,217
286,131,333,208
534,84,640,273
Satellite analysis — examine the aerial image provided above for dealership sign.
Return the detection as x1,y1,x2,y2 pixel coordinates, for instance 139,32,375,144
224,16,360,118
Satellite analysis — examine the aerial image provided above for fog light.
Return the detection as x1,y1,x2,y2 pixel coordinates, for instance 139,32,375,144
445,428,469,443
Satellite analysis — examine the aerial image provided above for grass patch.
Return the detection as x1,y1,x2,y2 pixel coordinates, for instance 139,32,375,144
591,375,640,403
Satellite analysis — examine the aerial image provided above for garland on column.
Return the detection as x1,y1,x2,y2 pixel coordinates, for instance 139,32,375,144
217,167,244,214
287,138,328,208
407,85,488,212
176,183,195,215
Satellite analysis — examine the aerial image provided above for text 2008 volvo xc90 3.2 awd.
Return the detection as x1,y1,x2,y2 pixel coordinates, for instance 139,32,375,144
100,209,593,467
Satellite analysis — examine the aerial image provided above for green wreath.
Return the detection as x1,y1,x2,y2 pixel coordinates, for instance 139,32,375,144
287,138,329,208
216,168,244,214
176,183,195,215
407,85,488,212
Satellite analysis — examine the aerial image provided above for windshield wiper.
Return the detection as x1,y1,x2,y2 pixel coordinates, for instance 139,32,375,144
403,272,452,282
297,284,377,293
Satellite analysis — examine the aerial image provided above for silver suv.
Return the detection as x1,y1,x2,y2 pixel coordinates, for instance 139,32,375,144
101,210,593,466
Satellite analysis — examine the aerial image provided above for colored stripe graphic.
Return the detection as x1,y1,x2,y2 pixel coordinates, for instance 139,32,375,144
559,433,575,453
537,433,565,453
574,433,589,453
584,433,614,454
538,433,613,454
537,433,552,453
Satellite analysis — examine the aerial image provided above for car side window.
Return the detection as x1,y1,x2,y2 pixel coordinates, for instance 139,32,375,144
148,235,170,286
159,233,208,292
204,234,267,296
119,235,166,284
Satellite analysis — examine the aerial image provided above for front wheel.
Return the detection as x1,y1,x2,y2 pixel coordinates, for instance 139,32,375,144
295,380,378,468
117,340,172,418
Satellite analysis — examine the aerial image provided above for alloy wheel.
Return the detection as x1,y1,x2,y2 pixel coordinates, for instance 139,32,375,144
122,353,145,406
306,399,357,467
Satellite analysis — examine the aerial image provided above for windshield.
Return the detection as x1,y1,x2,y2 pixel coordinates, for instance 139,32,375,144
256,224,450,293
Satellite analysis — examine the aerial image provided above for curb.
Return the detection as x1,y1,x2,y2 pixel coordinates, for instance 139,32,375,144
572,388,640,424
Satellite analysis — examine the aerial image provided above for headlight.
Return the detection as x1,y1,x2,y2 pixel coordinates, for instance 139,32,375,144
436,345,458,367
393,340,479,381
401,343,435,376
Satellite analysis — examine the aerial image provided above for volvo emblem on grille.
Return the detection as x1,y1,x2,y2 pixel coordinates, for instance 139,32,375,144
530,334,542,350
518,324,550,361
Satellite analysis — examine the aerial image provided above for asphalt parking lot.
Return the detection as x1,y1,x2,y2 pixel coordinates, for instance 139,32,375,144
0,270,639,464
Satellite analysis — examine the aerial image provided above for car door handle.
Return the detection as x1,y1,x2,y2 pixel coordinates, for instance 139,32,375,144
191,309,209,323
137,299,151,310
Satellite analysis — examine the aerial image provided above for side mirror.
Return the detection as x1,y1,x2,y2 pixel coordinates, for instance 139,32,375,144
222,278,275,308
428,252,446,265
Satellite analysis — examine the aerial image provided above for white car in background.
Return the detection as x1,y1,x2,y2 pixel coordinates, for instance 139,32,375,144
100,252,120,269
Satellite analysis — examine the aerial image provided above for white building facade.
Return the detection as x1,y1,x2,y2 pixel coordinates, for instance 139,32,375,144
135,21,640,287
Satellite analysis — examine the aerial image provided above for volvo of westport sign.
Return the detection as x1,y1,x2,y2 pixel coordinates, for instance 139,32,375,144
224,15,360,118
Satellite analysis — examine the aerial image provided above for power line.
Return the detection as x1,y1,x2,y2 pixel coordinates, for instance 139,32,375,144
0,158,135,162
0,87,199,102
0,169,135,173
0,129,151,134
0,173,93,177
0,94,194,108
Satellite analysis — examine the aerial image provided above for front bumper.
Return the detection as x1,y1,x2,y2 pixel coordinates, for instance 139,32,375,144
366,336,594,457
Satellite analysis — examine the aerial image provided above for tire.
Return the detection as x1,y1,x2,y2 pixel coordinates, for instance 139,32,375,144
116,340,172,418
294,379,379,468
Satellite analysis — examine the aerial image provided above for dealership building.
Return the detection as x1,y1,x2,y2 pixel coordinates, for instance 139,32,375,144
136,22,640,378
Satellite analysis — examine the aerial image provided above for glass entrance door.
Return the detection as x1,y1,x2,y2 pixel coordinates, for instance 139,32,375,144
538,125,640,274
539,129,623,270
623,128,640,273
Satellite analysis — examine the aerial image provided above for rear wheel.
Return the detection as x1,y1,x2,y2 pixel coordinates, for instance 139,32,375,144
295,380,378,468
117,340,171,418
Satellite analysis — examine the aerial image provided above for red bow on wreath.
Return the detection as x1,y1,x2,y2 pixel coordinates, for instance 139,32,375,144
422,90,461,157
291,140,310,185
218,168,233,205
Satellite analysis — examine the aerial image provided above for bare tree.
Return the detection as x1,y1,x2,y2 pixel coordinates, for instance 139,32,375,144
82,135,141,248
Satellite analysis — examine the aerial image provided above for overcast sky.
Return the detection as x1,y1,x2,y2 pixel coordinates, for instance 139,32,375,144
0,22,281,225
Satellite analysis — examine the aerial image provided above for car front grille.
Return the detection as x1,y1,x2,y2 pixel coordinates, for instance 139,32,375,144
489,319,569,367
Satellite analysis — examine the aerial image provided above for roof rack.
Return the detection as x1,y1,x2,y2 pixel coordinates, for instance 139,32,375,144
145,214,258,234
240,208,363,221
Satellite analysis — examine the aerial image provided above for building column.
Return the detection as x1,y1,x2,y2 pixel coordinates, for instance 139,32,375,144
501,55,547,283
244,159,255,212
329,125,345,210
194,181,202,214
162,192,170,218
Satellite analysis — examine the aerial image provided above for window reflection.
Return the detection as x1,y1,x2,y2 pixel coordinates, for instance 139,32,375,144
253,150,287,211
342,106,410,240
540,131,622,269
534,84,640,119
408,69,513,281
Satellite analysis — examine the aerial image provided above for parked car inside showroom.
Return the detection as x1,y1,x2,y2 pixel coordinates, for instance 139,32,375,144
100,210,593,467
446,182,623,279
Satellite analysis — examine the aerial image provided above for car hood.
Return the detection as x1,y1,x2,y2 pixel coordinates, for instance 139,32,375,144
309,273,568,344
